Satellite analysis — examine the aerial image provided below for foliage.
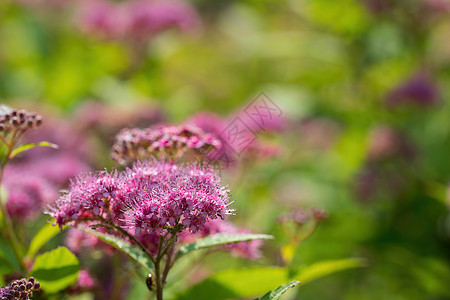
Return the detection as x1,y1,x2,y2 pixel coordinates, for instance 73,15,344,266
0,0,449,299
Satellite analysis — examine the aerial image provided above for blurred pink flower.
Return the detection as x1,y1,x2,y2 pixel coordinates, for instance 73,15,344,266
78,0,126,39
77,0,199,41
111,123,221,164
367,126,415,162
424,0,450,13
297,117,341,150
3,165,57,220
74,101,165,133
14,116,92,186
241,141,281,162
124,0,199,41
77,270,96,290
66,227,116,255
233,105,286,134
188,112,227,139
188,111,282,166
66,228,100,254
362,0,392,14
23,117,89,157
13,154,90,186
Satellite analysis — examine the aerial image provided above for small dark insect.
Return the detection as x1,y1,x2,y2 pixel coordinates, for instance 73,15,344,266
146,274,153,291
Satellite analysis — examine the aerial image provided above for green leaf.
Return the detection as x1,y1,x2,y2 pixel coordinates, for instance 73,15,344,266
26,222,64,259
176,233,273,260
176,267,287,300
176,258,366,300
293,258,367,283
0,242,16,277
257,280,300,300
9,141,58,159
30,247,79,294
0,235,20,274
79,227,154,273
0,256,14,277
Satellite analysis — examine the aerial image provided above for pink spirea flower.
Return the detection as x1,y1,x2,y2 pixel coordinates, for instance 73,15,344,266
46,160,232,236
74,100,165,133
233,108,286,134
367,126,415,162
66,228,99,254
76,270,96,290
111,124,221,165
187,113,236,164
187,113,227,138
78,0,126,39
45,171,121,230
20,116,92,185
188,112,282,167
4,166,56,221
13,154,90,186
297,117,341,150
78,0,199,41
425,0,450,12
122,160,232,235
241,141,281,162
125,0,199,41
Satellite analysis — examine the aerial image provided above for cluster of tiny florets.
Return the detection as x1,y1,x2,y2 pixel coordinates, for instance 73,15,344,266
0,105,42,134
111,124,221,165
0,277,40,300
45,171,121,230
121,160,232,235
46,160,232,236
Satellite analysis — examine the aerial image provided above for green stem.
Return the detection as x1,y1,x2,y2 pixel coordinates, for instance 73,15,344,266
0,137,25,270
154,235,165,300
91,221,178,300
161,241,175,285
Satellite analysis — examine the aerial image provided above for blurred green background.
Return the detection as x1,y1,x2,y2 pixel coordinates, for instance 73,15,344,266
1,0,450,299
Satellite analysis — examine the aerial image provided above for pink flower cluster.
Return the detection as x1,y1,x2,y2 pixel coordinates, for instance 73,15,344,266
122,160,232,235
76,270,96,291
366,126,415,162
45,171,121,230
188,112,283,166
78,0,199,41
67,269,97,294
111,124,221,164
46,160,232,236
3,166,57,221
